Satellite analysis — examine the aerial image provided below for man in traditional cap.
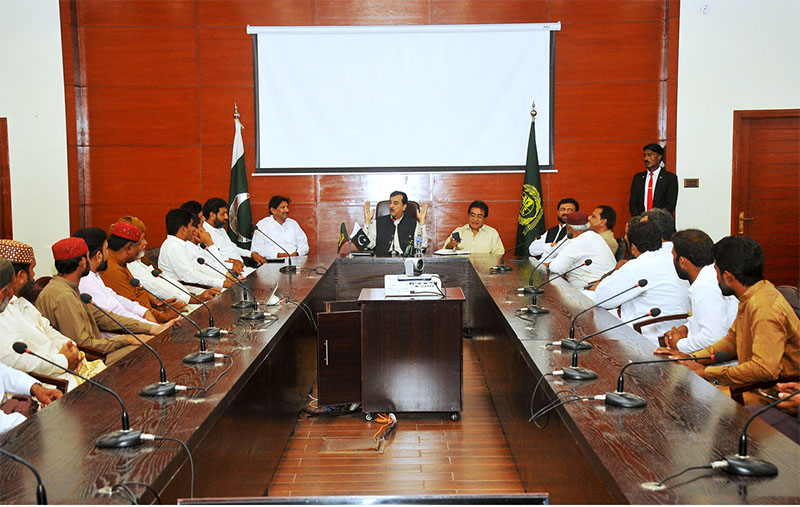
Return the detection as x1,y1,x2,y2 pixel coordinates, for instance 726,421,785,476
628,143,678,216
36,237,170,364
0,240,93,391
547,211,617,289
99,221,184,323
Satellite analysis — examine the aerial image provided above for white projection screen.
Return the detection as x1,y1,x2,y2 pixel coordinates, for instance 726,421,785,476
247,23,560,174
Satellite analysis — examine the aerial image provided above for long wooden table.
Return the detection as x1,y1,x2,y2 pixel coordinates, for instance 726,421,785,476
0,254,797,504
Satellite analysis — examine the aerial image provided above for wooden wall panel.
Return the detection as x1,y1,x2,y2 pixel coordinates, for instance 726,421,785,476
61,0,679,255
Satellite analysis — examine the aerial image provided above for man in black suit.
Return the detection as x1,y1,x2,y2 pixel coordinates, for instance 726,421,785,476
528,197,579,258
629,143,678,216
363,191,429,257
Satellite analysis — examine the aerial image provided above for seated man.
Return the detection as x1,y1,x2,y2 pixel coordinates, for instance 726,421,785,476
363,191,428,257
588,205,619,256
642,207,677,257
186,214,243,276
548,211,616,289
658,229,738,353
0,361,61,434
99,222,185,322
116,216,220,306
202,197,266,267
36,237,167,364
672,236,799,386
159,209,235,288
180,200,204,223
72,227,157,324
252,195,310,259
594,220,689,343
442,200,504,255
0,248,99,392
528,198,578,259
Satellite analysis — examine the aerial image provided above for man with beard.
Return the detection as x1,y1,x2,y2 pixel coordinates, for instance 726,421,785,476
653,229,738,354
363,191,428,257
628,143,678,216
73,227,157,324
202,197,266,268
0,241,97,391
36,237,169,364
528,198,579,259
670,236,800,386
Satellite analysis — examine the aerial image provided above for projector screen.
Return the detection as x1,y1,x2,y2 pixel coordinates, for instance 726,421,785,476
247,23,560,174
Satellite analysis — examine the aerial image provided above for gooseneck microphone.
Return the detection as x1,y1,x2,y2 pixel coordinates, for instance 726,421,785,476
605,353,725,408
130,278,221,339
128,280,215,363
13,342,142,448
559,308,662,381
150,269,206,305
561,279,649,349
197,242,256,310
79,293,178,397
0,448,47,504
525,259,592,315
722,388,800,476
196,259,265,320
523,233,575,291
253,225,296,273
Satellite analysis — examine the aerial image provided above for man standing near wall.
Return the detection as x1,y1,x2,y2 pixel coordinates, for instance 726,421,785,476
629,143,678,216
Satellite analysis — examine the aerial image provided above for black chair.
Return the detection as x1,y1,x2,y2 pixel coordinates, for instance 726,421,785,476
375,200,419,219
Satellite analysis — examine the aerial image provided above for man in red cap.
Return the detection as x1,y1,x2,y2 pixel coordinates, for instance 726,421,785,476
36,237,170,364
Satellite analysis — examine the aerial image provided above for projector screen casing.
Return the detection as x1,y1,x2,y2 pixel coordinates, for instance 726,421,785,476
247,23,559,174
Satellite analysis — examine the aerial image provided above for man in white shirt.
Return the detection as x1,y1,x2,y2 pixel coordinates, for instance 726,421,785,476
202,197,266,268
442,200,504,254
0,361,62,434
528,198,579,258
252,196,310,259
159,208,235,289
659,229,738,353
642,207,677,258
363,191,429,257
549,211,617,289
594,220,690,343
72,227,155,325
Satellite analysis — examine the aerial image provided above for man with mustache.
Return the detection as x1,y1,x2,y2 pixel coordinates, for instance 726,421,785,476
628,143,678,216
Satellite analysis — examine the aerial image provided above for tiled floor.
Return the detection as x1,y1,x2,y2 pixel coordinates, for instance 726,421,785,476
268,338,525,497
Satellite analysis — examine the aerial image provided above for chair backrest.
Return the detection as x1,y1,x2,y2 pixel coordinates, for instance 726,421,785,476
24,276,53,304
632,313,689,334
614,238,628,261
375,200,419,219
777,285,800,319
144,247,160,268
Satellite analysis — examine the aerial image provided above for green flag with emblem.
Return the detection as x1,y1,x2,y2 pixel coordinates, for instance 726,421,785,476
227,105,254,249
515,105,546,256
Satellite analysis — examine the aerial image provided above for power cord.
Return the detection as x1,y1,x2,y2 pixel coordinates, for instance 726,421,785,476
141,434,194,498
116,481,161,504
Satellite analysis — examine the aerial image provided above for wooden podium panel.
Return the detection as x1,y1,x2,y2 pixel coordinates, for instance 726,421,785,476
359,288,464,414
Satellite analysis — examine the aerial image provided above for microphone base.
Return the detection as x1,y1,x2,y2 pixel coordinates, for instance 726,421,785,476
231,300,257,310
523,287,545,295
493,265,513,273
96,429,143,448
525,304,550,314
561,367,598,381
722,455,778,477
196,327,222,338
183,350,215,364
605,391,647,409
140,381,177,397
560,339,593,350
240,310,267,320
280,265,297,274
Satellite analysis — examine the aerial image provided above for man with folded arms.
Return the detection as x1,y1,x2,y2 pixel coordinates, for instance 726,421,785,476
442,200,504,255
36,237,169,364
669,236,799,387
202,197,266,268
656,229,738,354
0,361,61,434
159,208,236,289
594,220,689,343
548,211,616,289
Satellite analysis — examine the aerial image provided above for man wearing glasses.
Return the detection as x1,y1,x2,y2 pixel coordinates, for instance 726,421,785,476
443,201,505,255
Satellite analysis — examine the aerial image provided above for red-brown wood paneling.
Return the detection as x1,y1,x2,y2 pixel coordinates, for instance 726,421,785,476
60,0,679,253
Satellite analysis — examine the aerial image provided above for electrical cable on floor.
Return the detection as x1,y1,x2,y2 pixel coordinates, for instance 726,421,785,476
372,413,397,441
302,403,360,418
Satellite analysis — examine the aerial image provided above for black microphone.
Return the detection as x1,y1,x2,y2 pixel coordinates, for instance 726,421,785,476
130,277,220,339
197,242,257,311
491,238,534,273
0,448,47,504
559,308,662,381
560,279,649,350
722,388,800,476
13,341,142,448
196,259,265,321
605,353,728,408
523,233,574,291
253,225,296,273
128,279,216,364
525,259,592,315
150,269,207,305
79,293,178,397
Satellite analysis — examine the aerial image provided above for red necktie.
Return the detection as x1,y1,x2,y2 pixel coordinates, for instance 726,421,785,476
646,172,654,211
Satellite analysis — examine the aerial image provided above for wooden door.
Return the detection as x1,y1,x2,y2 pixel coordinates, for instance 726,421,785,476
0,118,12,238
732,109,800,286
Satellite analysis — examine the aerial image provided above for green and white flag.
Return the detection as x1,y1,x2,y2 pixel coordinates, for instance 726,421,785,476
515,105,546,256
228,111,254,249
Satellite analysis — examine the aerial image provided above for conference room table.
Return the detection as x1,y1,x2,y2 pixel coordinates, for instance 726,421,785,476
0,254,797,504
